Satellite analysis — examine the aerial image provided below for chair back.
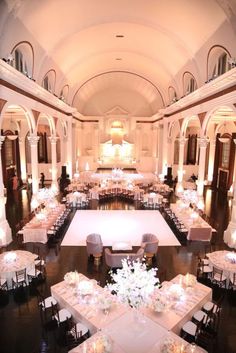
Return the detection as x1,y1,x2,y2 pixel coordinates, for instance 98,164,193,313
86,233,103,255
16,268,27,283
187,227,212,241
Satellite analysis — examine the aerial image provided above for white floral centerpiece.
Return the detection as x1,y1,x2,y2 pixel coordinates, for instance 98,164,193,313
225,252,236,264
85,334,113,353
160,337,186,353
77,280,94,296
150,291,171,313
98,295,113,313
167,283,185,301
106,258,159,309
64,271,80,287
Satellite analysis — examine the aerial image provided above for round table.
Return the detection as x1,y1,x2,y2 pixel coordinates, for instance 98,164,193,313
0,250,37,289
207,250,236,286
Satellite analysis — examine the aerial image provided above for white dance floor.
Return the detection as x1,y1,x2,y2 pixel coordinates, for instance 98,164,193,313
62,210,180,247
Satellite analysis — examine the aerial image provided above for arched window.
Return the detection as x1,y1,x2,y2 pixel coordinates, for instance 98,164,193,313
168,86,178,104
11,42,34,78
183,72,197,96
207,46,230,81
42,70,56,93
59,85,69,102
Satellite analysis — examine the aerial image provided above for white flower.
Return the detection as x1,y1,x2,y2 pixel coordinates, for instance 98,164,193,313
150,291,171,312
89,334,113,353
106,258,159,309
64,271,80,286
160,337,183,353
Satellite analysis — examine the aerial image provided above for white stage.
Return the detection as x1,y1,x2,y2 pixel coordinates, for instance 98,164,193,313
62,210,180,247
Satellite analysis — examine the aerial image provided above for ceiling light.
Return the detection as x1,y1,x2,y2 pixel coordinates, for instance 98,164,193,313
116,58,122,61
116,34,124,38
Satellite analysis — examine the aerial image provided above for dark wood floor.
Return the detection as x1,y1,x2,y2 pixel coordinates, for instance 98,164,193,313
0,187,236,353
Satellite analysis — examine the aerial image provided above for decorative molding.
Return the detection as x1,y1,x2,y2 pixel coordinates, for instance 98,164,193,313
0,59,76,115
198,136,209,148
105,105,130,116
49,136,59,144
163,67,236,117
27,135,40,146
0,136,6,149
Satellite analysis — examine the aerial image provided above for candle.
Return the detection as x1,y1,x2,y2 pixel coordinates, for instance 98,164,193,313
93,342,96,353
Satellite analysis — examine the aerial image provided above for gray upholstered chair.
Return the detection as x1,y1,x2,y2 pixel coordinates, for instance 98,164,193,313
104,247,144,268
141,233,159,263
141,233,159,254
86,233,103,263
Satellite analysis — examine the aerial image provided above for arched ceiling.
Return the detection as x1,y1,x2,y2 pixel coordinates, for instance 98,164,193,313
2,0,236,116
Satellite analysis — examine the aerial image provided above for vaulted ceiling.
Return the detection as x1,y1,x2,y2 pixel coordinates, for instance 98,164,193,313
1,0,236,116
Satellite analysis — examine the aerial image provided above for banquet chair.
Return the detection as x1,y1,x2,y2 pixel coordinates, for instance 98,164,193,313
202,294,224,321
229,273,236,290
52,305,72,327
27,263,46,284
37,292,58,322
181,316,204,343
141,233,159,262
105,248,144,269
12,268,27,289
65,320,89,349
211,267,227,288
86,233,103,263
0,277,8,291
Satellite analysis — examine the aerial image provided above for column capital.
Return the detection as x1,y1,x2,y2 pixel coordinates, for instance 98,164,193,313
27,135,40,146
198,136,209,148
0,136,6,149
49,136,59,144
178,136,188,145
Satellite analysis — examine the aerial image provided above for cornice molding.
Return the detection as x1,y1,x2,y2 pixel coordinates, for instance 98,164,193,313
0,59,76,115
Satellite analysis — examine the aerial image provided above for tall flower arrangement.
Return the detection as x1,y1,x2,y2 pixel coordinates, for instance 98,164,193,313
106,258,159,309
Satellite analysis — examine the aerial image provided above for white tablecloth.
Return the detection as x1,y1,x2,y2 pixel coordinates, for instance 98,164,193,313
51,275,128,335
141,274,212,334
0,250,37,288
170,204,213,241
207,250,236,286
22,204,66,243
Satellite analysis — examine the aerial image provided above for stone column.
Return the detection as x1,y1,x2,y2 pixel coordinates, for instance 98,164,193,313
66,119,73,179
18,137,27,182
49,136,59,192
27,135,40,194
224,139,236,248
94,123,99,167
176,136,187,195
157,124,163,174
207,138,216,183
162,121,168,175
197,137,209,196
152,125,158,173
0,136,12,245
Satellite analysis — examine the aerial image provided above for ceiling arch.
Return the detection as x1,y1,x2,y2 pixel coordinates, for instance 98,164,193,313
2,0,235,116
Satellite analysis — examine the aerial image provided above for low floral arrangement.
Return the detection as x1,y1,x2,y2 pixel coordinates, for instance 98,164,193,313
160,337,186,353
98,295,113,312
106,257,159,309
86,334,113,353
225,252,236,264
167,283,185,301
77,280,94,296
64,271,80,286
150,291,171,313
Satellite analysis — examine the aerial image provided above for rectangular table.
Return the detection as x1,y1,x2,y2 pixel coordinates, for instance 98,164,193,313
51,275,128,335
141,274,212,334
170,204,213,241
